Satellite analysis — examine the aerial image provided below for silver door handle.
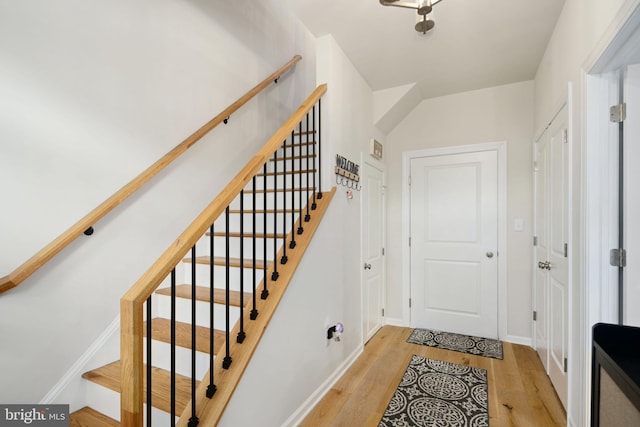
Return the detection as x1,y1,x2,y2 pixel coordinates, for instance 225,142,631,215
364,263,372,270
538,261,551,270
486,251,494,258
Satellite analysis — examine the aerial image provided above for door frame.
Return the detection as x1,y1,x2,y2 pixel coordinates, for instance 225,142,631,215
401,141,507,339
360,154,387,343
583,1,640,424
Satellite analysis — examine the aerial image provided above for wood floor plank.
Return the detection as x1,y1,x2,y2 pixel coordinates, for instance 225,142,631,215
82,360,197,414
70,407,119,427
143,317,225,354
155,284,250,308
300,326,566,427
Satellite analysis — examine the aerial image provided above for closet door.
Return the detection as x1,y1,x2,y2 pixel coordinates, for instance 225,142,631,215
534,105,569,409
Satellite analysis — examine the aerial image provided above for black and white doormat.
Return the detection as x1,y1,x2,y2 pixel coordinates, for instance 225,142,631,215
407,328,503,360
379,355,489,427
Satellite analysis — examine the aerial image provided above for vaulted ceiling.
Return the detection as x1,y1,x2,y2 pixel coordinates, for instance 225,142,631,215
286,0,566,100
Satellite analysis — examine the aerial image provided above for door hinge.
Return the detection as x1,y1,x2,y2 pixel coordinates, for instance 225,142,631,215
610,103,626,123
564,243,568,258
533,236,538,246
562,128,568,144
533,311,537,321
408,175,411,186
382,308,385,317
409,298,412,308
409,237,411,247
564,358,568,373
382,247,385,256
610,248,627,268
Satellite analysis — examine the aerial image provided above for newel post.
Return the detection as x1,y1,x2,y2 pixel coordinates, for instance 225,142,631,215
121,298,144,426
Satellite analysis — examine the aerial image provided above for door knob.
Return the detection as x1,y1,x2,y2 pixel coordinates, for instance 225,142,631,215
486,251,494,258
364,263,372,270
538,261,551,270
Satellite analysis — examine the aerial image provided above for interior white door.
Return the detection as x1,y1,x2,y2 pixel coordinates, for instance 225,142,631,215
410,150,498,339
534,105,569,409
363,161,385,342
534,136,549,372
624,64,640,326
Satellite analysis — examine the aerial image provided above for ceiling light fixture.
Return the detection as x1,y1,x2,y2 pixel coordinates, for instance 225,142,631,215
379,0,443,34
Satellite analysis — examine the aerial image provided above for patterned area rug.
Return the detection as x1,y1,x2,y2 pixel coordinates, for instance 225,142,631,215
407,328,503,360
379,355,489,427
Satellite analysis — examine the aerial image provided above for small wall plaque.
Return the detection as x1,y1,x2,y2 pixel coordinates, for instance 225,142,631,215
370,139,383,160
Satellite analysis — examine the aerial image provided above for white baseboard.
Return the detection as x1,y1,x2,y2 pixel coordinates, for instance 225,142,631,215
383,317,406,327
504,334,532,347
282,345,364,427
40,315,120,405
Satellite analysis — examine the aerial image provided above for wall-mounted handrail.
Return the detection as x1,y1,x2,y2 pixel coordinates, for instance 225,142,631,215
120,83,327,425
0,55,302,295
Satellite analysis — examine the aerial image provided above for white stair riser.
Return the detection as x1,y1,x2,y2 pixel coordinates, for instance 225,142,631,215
178,263,267,292
84,381,178,425
213,211,301,230
229,192,314,211
144,340,211,379
248,173,314,190
156,295,241,330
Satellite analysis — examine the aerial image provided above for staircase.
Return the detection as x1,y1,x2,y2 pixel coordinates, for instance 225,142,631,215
69,85,333,426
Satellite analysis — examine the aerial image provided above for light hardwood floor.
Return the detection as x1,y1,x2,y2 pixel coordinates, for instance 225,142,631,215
301,326,566,427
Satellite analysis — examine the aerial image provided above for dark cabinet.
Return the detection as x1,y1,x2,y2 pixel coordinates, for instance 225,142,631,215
592,323,640,426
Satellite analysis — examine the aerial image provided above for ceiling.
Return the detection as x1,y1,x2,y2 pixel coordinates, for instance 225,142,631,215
285,0,566,100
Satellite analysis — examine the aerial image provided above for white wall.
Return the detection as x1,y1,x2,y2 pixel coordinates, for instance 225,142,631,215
219,34,380,426
385,81,535,342
533,0,631,425
0,0,316,404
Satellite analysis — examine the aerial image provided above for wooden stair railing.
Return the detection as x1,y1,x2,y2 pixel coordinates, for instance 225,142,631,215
120,84,329,426
0,54,302,295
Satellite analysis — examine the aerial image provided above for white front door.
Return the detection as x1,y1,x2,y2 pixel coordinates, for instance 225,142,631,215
534,105,569,409
410,150,498,339
362,160,385,342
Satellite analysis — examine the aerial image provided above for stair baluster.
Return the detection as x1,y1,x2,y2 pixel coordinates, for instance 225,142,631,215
289,128,298,249
261,164,269,300
237,193,246,344
146,297,152,426
171,269,177,418
189,246,199,427
206,225,217,398
305,113,311,222
281,138,288,265
297,121,304,235
271,152,279,281
223,208,232,369
251,177,259,320
318,99,323,199
311,106,317,211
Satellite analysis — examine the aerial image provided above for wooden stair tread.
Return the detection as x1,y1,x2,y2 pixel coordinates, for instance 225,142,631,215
70,407,119,427
207,231,286,239
256,169,316,177
82,360,197,415
244,186,315,194
282,140,316,148
156,285,250,307
182,255,269,269
269,154,316,161
292,130,316,136
228,208,296,214
144,317,224,354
